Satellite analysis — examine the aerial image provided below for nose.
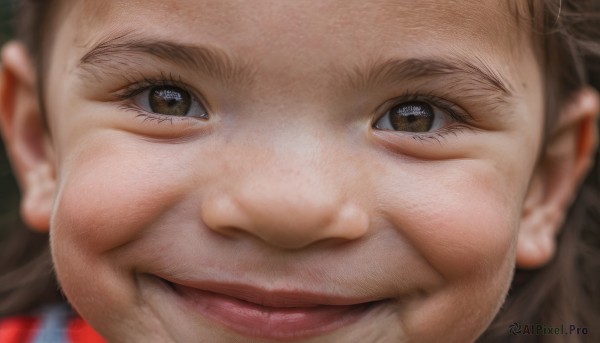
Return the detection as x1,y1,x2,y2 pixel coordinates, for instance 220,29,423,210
201,157,370,250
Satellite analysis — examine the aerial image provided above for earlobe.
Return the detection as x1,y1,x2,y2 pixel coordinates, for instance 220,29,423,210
517,176,560,269
517,87,599,269
0,41,55,233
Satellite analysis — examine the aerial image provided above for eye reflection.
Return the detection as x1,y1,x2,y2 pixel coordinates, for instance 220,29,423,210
375,101,451,133
150,87,191,116
389,102,433,132
135,86,208,119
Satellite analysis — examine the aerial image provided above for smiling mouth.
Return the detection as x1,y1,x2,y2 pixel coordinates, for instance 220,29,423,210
157,276,387,340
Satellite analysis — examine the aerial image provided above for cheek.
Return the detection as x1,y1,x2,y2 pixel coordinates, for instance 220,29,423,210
383,160,521,279
379,160,524,339
51,142,186,254
421,186,516,276
49,140,193,330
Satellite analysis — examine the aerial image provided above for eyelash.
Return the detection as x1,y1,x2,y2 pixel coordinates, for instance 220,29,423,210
115,73,205,124
376,92,474,143
114,76,473,143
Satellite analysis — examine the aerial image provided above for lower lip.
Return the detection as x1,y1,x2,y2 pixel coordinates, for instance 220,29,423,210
169,282,377,340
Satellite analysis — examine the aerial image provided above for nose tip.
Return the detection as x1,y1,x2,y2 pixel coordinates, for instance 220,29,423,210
201,193,370,250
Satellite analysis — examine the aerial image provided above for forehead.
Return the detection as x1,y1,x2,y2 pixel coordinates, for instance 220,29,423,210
66,0,526,60
45,0,540,132
47,0,540,117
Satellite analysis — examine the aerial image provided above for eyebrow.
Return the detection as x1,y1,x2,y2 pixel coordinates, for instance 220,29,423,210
78,32,255,85
340,57,515,104
78,32,516,106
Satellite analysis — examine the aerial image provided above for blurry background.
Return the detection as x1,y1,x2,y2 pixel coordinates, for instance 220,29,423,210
0,0,11,39
0,0,20,240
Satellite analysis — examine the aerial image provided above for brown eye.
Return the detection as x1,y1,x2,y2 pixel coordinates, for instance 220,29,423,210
149,86,191,116
135,86,208,119
374,101,448,133
389,102,433,132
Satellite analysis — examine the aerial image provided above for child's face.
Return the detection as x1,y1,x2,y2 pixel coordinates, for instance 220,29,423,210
37,0,545,341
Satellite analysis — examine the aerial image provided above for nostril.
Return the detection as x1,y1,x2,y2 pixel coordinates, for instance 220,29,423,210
201,192,370,250
328,203,371,241
201,195,251,238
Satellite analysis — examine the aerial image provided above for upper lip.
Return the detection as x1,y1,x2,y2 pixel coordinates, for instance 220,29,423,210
158,275,386,308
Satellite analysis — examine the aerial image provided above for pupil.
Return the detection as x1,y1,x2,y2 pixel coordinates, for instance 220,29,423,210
390,101,434,132
149,86,191,116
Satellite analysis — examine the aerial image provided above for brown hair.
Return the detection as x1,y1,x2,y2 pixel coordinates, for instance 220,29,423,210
0,0,63,317
1,0,599,341
480,1,600,342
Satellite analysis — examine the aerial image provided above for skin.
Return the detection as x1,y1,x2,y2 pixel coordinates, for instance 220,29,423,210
0,0,598,342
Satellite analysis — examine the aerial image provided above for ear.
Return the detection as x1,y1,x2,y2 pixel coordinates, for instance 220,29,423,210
0,41,55,233
517,87,599,269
